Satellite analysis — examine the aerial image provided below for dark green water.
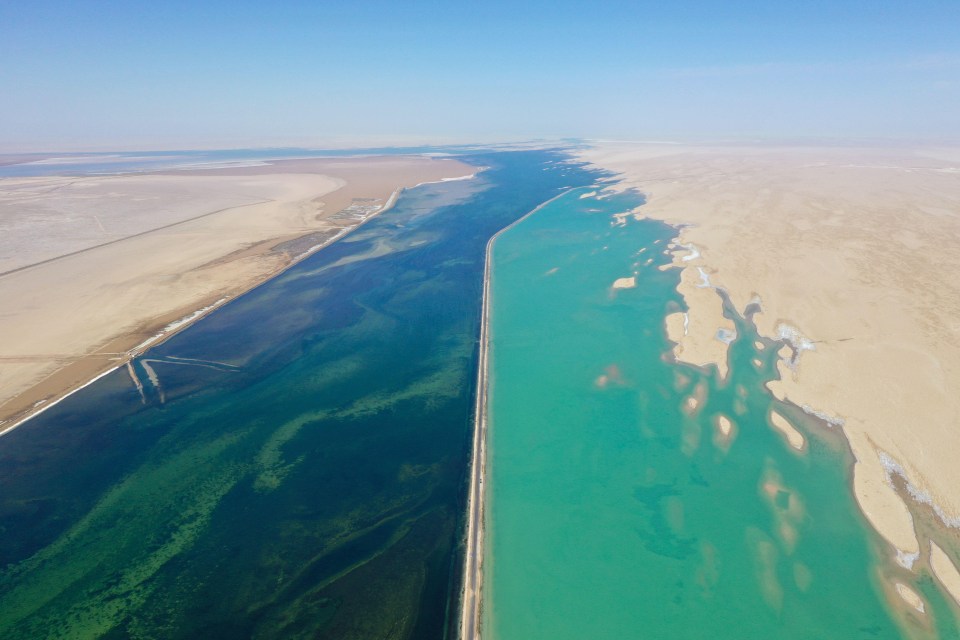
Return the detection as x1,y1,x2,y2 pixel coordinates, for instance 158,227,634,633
0,151,598,639
484,188,960,639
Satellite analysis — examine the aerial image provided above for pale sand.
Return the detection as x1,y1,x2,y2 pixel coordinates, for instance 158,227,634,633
930,542,960,608
664,311,687,342
579,141,960,565
673,266,733,378
0,156,473,430
612,276,636,289
769,409,806,451
713,414,736,450
895,582,926,613
715,414,734,438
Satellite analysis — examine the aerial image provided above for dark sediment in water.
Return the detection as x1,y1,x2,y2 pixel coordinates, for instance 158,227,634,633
0,150,601,639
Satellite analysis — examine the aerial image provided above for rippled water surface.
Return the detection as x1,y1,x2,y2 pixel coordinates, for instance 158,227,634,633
0,150,598,639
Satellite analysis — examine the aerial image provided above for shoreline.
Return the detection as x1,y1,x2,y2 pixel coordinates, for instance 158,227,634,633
460,188,578,640
663,213,960,612
576,141,960,610
0,168,476,439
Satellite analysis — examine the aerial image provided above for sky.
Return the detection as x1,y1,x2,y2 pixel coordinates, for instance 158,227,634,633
2,0,959,151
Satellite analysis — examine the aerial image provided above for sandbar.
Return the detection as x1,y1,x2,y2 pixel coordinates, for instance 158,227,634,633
769,409,806,451
895,582,926,613
930,541,960,609
713,414,735,448
579,141,960,568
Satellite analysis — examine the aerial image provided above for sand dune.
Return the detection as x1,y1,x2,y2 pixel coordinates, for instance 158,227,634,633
580,141,960,580
0,156,473,431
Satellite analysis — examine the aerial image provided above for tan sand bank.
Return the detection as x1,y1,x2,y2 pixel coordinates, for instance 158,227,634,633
931,542,960,608
579,141,960,566
673,266,734,378
715,414,734,439
895,582,926,613
769,409,805,451
712,414,736,450
0,156,473,431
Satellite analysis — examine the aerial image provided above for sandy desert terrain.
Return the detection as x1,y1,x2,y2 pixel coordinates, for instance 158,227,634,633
0,156,473,432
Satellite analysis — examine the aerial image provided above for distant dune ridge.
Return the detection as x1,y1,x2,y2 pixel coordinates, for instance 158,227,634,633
0,156,473,433
580,140,960,607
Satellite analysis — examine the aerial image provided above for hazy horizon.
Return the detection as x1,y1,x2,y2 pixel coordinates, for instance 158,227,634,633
3,0,959,152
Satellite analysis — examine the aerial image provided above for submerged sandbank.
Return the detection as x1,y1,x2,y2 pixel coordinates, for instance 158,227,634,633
578,141,960,604
481,185,943,638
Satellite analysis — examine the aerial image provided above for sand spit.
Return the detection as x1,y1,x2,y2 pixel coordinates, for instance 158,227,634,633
0,156,473,430
930,542,960,608
579,141,960,571
895,582,926,613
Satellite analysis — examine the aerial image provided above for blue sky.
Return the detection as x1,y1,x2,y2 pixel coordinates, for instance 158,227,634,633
2,0,959,150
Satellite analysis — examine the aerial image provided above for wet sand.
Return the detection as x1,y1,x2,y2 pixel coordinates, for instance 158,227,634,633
580,141,960,586
0,156,473,432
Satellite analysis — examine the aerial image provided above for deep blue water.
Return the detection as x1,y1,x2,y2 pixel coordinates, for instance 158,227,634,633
0,150,601,639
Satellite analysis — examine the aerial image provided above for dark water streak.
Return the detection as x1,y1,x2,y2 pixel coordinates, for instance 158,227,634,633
0,151,600,639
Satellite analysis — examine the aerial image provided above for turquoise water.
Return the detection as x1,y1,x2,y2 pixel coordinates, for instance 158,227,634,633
0,151,598,639
484,188,959,639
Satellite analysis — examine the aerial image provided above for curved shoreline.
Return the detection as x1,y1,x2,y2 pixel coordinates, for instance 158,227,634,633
575,143,960,601
0,172,477,439
460,188,576,640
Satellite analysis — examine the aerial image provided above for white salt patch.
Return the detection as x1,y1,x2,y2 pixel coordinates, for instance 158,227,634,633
439,173,477,182
897,549,920,570
696,267,712,288
679,243,701,262
879,451,960,529
174,160,271,171
133,297,230,352
777,324,816,370
716,328,737,344
799,404,845,427
776,324,815,352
